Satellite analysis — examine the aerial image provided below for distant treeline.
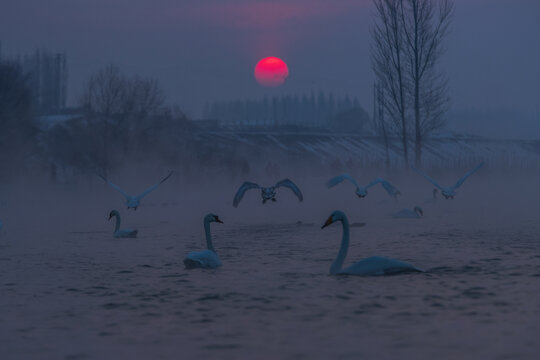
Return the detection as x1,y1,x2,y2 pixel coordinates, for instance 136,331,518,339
203,92,371,132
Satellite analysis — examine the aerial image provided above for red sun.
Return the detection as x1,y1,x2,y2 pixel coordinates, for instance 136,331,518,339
254,57,289,87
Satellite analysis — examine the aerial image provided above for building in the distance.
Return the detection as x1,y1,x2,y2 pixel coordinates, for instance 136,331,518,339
18,49,68,115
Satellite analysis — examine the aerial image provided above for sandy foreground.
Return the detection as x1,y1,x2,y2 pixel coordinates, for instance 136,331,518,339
1,175,540,359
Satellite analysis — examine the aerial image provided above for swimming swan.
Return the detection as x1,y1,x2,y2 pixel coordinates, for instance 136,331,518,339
412,162,484,199
108,210,138,238
98,171,173,210
184,213,223,269
392,206,423,218
321,210,423,275
326,174,400,199
233,179,303,207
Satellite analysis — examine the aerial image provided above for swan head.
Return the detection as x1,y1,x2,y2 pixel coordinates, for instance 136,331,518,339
355,188,368,198
441,189,455,199
261,187,277,202
321,210,347,229
204,213,223,224
108,210,120,220
126,198,139,209
413,206,423,216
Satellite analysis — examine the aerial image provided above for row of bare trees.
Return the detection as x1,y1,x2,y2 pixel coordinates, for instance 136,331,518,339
44,64,252,183
0,60,258,184
42,65,193,179
372,0,453,167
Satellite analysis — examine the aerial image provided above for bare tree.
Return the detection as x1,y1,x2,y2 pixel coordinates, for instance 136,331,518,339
373,82,391,167
80,64,125,116
121,76,165,118
401,0,453,166
371,0,410,166
78,64,167,176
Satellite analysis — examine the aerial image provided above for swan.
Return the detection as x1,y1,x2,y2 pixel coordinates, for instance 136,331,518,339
108,210,138,238
98,171,173,210
233,179,303,207
184,213,223,269
326,174,400,199
321,210,423,275
412,162,484,199
392,206,423,218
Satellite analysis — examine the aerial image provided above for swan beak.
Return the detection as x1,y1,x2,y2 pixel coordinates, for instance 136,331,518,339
321,216,333,229
108,215,112,220
215,216,223,224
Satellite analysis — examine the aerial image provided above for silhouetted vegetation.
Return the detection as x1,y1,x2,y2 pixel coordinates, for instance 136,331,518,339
372,0,453,166
204,92,371,132
0,60,38,180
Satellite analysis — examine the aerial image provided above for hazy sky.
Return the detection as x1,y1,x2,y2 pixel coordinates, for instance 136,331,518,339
1,0,539,125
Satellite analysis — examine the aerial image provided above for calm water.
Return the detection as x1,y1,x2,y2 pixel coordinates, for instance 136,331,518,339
1,200,540,360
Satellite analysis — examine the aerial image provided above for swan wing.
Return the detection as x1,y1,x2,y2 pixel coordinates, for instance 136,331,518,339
135,171,173,200
274,179,303,202
411,166,445,191
341,256,423,275
326,174,359,189
233,182,260,207
97,173,131,200
366,178,401,198
451,162,484,190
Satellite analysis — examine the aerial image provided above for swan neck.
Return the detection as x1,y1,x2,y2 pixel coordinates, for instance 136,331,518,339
204,218,215,252
330,216,349,274
114,214,120,232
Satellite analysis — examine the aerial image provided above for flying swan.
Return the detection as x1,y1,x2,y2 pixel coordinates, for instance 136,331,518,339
233,179,303,207
98,171,173,210
326,174,401,199
184,213,223,269
412,162,484,199
321,210,423,275
108,210,138,238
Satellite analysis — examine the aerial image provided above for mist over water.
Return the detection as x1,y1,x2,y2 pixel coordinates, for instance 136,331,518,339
1,163,540,359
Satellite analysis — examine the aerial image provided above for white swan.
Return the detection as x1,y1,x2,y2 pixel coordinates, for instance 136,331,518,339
412,162,484,199
184,213,223,269
233,179,303,207
98,171,173,210
392,206,423,219
321,210,423,275
326,174,400,199
108,210,138,238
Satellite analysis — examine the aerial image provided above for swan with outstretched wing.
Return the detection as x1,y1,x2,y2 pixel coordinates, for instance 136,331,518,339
412,162,484,199
326,174,400,199
98,171,173,210
233,178,303,207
